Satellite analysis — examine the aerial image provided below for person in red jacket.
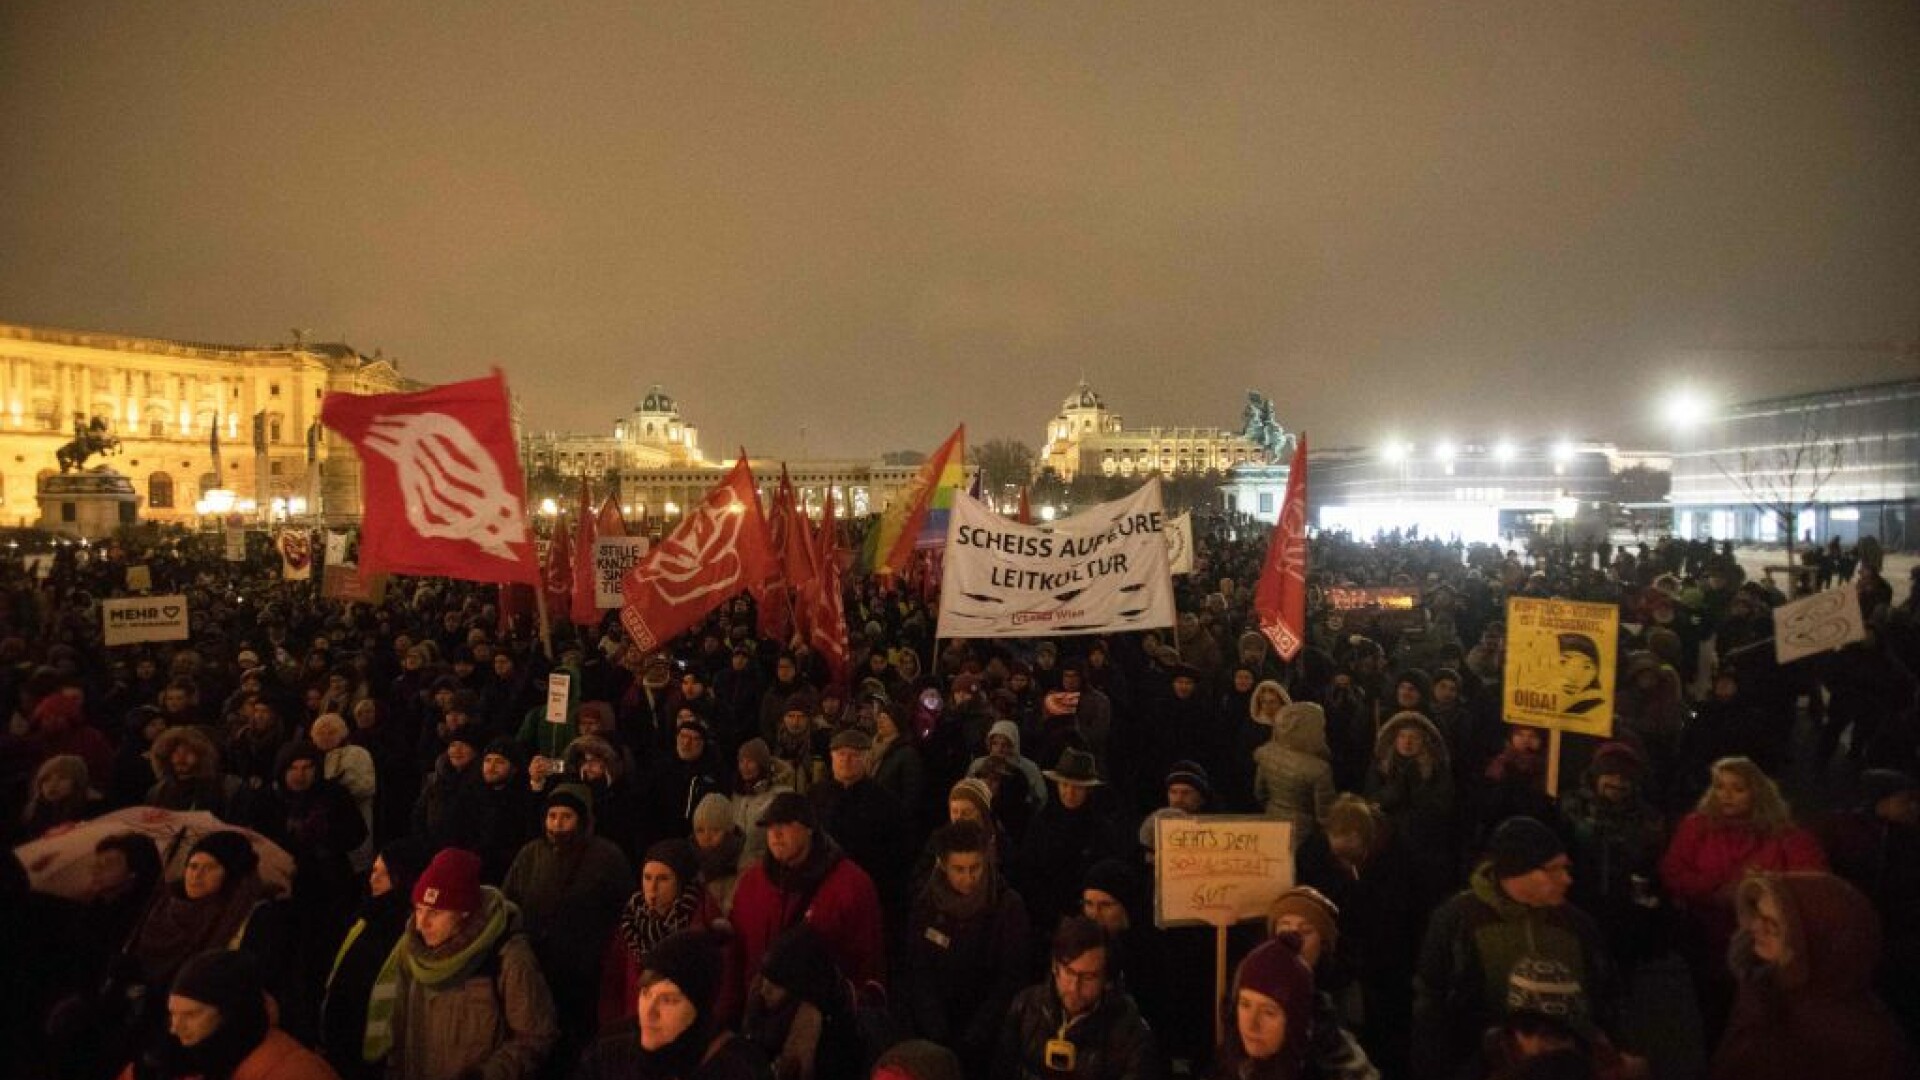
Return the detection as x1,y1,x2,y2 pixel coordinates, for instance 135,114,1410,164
1660,755,1826,1043
721,791,884,1026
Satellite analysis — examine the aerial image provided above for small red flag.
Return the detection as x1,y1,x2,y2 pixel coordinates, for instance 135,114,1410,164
595,494,627,538
621,456,775,652
802,486,852,694
1016,485,1033,526
569,475,600,627
1254,434,1309,660
320,370,539,585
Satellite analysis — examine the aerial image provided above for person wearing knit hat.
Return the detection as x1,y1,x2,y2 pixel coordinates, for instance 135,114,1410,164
147,948,336,1080
380,847,559,1080
687,792,746,917
1413,816,1616,1078
616,838,717,1014
130,830,278,992
947,777,994,826
1214,937,1317,1077
1267,887,1340,964
502,776,634,1058
574,929,766,1079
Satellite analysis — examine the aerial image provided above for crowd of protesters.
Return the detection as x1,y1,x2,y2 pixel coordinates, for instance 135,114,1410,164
2,521,1917,1080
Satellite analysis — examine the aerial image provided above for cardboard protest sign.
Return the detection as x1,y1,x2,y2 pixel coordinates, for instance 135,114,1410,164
1153,815,1294,928
593,536,651,608
546,673,571,724
321,564,388,604
1502,597,1618,738
125,565,153,592
1773,586,1866,664
276,529,313,581
224,526,247,562
324,530,350,565
103,595,191,646
937,480,1176,639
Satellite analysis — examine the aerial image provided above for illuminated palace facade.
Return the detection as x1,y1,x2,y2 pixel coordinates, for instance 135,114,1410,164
1040,381,1272,481
521,386,945,523
0,321,418,526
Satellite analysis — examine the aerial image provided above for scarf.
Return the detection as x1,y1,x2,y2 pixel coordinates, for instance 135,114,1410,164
619,886,703,964
362,887,513,1062
133,875,269,988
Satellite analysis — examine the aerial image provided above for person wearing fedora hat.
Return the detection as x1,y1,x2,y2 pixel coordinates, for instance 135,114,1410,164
1014,748,1125,935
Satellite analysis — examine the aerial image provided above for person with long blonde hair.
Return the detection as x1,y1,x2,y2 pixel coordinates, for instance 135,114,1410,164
1660,756,1826,1043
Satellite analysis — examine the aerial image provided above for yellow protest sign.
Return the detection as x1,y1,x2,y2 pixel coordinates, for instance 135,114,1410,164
1502,596,1618,738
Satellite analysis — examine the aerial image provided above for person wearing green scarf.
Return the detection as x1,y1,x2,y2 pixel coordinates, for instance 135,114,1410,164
369,848,557,1080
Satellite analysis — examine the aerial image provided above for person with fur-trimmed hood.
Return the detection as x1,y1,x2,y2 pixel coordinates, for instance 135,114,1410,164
146,725,247,822
1364,712,1456,904
376,848,558,1080
1252,699,1336,851
1711,872,1915,1080
503,782,636,1063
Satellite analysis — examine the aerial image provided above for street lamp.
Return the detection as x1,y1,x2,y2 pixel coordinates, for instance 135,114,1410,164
1660,387,1712,430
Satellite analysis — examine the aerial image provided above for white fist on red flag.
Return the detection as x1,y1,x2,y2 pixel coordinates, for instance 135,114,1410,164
620,456,774,651
320,371,540,585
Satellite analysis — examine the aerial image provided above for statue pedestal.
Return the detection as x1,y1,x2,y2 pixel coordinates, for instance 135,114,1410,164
37,469,141,539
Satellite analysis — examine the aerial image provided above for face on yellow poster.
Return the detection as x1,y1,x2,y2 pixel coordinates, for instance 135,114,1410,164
1502,597,1618,737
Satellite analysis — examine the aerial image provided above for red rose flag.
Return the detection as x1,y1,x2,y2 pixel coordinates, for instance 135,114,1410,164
1254,434,1309,660
321,371,539,585
594,493,627,538
621,456,774,651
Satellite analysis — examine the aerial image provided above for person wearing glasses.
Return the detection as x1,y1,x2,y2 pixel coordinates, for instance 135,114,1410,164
994,917,1163,1080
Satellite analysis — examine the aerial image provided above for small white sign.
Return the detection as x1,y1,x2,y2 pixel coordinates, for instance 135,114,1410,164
594,536,652,608
103,594,191,646
545,672,571,724
1774,586,1867,664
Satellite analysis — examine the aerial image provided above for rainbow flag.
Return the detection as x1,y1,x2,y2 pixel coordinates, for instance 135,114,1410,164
862,425,965,576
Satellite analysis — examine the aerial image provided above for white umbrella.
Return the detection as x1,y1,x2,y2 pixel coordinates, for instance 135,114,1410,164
14,806,295,902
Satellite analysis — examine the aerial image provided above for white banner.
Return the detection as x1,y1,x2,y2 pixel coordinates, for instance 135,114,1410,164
1773,585,1866,664
936,480,1176,639
324,530,349,564
103,594,191,646
593,536,652,608
224,526,247,562
1165,512,1194,575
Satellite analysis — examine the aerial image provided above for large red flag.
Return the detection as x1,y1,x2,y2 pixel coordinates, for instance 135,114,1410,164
569,475,600,627
1254,434,1309,660
621,456,774,652
803,486,851,693
320,371,539,585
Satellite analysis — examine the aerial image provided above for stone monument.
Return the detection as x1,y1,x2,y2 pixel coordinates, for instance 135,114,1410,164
38,414,140,538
